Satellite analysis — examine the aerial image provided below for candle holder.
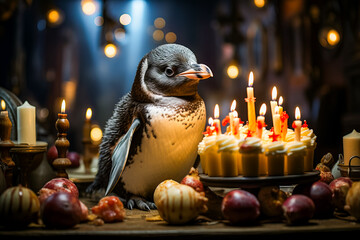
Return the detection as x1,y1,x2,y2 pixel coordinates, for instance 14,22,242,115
53,113,71,178
10,142,46,188
0,111,15,187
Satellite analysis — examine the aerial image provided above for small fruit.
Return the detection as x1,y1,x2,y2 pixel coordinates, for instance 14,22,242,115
153,179,179,205
258,186,287,217
41,191,82,228
91,196,125,223
344,181,360,220
310,181,334,217
180,167,204,193
282,194,315,225
329,177,353,211
42,178,79,198
67,152,81,168
221,189,260,225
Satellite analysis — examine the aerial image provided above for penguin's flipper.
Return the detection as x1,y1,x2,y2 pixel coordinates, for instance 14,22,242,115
105,118,141,196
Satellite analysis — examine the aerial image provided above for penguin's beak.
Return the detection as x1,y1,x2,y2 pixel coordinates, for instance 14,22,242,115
176,64,213,80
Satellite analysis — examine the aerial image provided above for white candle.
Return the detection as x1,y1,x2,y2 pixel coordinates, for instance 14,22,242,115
274,106,281,136
213,104,221,135
256,103,266,139
293,107,302,142
270,86,277,129
278,96,283,115
229,100,236,135
17,101,36,145
343,129,360,166
246,72,256,134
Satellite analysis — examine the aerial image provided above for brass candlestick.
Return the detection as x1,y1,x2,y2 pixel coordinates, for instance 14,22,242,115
53,110,71,178
0,108,15,188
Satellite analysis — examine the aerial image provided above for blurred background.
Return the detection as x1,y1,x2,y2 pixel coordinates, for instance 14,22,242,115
1,0,359,164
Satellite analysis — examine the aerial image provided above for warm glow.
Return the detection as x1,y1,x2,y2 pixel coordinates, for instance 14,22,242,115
82,0,96,15
91,126,103,143
1,100,5,111
227,65,239,79
272,86,277,100
248,71,254,87
327,29,340,46
61,100,66,113
233,110,238,118
154,17,166,29
279,96,283,106
104,43,117,58
119,14,131,25
214,104,220,119
153,29,164,41
47,9,60,24
259,103,266,116
165,32,177,43
254,0,265,8
275,106,279,115
86,108,92,120
295,107,301,120
208,117,214,126
230,100,236,112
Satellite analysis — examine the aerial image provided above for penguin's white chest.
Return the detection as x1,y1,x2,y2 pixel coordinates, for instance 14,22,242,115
121,101,206,198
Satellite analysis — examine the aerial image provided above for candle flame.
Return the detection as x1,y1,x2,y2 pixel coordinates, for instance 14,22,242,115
230,100,236,112
214,104,220,119
272,86,277,100
279,96,283,106
61,100,66,113
86,108,92,120
248,71,254,87
1,100,5,111
259,103,266,116
275,106,279,114
295,106,301,120
208,117,214,126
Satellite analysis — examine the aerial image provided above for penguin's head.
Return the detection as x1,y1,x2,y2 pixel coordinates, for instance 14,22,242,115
133,44,212,100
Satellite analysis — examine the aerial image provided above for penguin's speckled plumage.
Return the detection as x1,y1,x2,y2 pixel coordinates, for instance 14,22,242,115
87,44,212,210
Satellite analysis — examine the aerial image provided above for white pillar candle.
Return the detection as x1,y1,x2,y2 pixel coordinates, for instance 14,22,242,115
343,129,360,166
17,101,36,145
270,86,278,130
293,107,302,142
246,72,256,134
274,106,281,136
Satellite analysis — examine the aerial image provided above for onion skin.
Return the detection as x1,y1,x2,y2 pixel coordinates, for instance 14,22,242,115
282,195,315,225
344,182,360,220
329,177,353,211
180,167,204,193
258,186,287,217
156,184,208,225
0,185,40,227
153,179,179,206
221,190,260,225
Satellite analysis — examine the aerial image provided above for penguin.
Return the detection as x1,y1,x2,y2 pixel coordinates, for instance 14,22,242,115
86,44,213,210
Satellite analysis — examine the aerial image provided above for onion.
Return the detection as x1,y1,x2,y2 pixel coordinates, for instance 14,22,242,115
156,184,208,225
0,185,40,227
344,182,360,220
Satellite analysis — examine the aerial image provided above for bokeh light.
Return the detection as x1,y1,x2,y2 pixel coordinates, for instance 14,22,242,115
153,29,164,41
227,65,239,79
104,43,117,58
81,0,96,16
119,14,131,25
154,17,166,29
165,32,177,43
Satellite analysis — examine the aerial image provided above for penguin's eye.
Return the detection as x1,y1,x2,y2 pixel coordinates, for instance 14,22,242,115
165,67,174,77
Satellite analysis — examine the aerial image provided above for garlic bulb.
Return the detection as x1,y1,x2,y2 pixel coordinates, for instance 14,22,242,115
345,181,360,220
156,184,208,225
153,179,179,205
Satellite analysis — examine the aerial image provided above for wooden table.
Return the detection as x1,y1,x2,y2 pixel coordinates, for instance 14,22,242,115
1,194,360,240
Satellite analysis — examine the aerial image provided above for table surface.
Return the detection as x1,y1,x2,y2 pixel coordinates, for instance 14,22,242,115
1,190,360,240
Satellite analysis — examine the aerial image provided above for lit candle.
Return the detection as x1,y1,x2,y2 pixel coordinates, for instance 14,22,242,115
270,86,277,129
293,107,302,142
232,110,240,138
1,100,7,117
213,104,221,135
246,72,256,134
83,108,92,141
280,111,289,141
229,100,236,135
209,117,215,135
17,101,36,145
273,106,281,136
278,96,283,115
256,103,266,139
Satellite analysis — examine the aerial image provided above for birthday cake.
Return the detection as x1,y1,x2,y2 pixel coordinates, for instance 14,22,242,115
198,73,317,177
